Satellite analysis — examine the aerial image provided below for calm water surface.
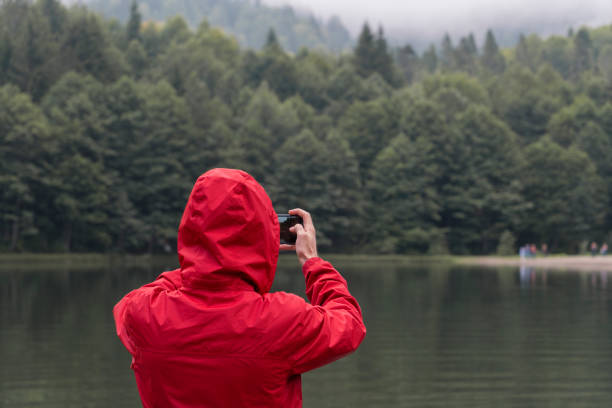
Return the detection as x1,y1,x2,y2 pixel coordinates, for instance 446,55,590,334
1,256,611,407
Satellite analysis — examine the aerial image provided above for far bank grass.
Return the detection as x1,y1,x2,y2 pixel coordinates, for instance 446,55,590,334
0,253,178,271
0,252,458,272
4,253,606,273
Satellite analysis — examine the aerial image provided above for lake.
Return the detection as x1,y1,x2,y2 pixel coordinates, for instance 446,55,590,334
1,256,611,407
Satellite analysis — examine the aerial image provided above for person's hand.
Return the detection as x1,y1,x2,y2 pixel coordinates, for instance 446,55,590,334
281,208,318,266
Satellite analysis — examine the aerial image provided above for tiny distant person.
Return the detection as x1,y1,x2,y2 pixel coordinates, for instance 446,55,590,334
113,169,366,407
600,243,608,256
591,241,598,257
541,243,548,257
530,244,537,258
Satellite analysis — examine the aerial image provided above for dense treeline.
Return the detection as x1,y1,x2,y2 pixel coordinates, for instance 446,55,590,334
87,0,352,53
1,0,612,254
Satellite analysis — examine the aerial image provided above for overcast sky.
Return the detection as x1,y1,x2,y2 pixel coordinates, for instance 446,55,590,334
263,0,612,46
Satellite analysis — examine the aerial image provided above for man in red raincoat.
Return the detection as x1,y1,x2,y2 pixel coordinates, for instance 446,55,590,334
113,168,366,407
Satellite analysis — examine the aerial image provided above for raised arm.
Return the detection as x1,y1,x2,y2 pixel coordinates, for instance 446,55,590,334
279,209,366,374
288,257,366,374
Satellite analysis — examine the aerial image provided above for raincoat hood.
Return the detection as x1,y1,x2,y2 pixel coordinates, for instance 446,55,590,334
177,168,279,294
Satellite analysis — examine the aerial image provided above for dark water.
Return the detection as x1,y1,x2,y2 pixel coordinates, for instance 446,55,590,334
1,257,611,407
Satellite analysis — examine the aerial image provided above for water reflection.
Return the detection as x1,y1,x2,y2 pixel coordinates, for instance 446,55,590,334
519,265,548,288
2,258,612,407
590,270,608,289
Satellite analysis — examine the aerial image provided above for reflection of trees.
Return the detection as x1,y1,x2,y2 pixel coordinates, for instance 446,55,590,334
3,260,612,406
299,262,612,406
0,259,178,406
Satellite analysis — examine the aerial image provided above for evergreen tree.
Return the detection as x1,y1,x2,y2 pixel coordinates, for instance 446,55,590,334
264,28,281,52
374,25,396,84
455,34,478,74
396,44,418,83
62,9,124,82
353,23,396,85
126,1,142,42
441,33,455,70
354,23,377,77
39,0,67,36
481,29,505,73
572,28,593,78
515,34,530,67
422,44,438,73
7,4,60,99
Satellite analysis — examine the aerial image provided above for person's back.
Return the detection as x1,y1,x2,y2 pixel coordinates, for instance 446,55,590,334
114,169,366,407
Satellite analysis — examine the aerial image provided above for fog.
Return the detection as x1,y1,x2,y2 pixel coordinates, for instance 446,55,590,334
263,0,612,47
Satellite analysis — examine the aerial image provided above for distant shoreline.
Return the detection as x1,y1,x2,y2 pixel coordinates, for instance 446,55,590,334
456,255,612,272
1,253,612,272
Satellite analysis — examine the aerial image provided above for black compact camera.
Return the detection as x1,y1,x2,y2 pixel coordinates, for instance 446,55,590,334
277,214,303,245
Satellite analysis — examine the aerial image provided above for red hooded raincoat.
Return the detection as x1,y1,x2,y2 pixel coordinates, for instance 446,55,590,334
113,169,366,407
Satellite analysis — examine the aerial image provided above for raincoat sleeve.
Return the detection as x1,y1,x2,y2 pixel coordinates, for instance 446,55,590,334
288,257,366,374
113,269,182,354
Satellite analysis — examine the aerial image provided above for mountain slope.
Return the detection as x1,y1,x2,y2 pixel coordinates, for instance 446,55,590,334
86,0,352,52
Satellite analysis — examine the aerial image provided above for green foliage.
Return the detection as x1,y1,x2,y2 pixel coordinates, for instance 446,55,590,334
339,97,401,176
367,133,441,254
268,129,332,246
482,30,506,74
353,24,397,86
126,0,141,42
496,230,516,255
0,84,51,251
3,1,612,254
87,0,352,53
520,138,607,250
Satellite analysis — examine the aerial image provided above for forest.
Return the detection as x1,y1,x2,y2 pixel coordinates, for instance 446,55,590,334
1,0,612,255
86,0,353,53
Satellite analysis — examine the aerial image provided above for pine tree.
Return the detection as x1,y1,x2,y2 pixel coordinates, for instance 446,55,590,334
353,23,395,85
466,33,478,54
422,44,438,73
441,33,454,70
264,28,281,53
455,34,478,74
572,28,593,79
481,29,505,73
353,22,377,78
374,25,395,85
126,0,142,42
40,0,66,35
397,44,418,83
515,34,530,68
